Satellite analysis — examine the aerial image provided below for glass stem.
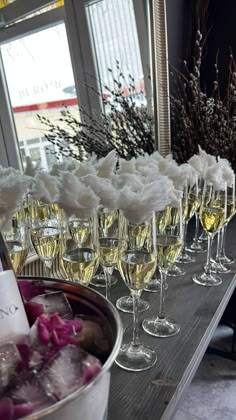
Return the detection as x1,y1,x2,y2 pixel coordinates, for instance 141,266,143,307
193,213,200,243
205,235,213,275
181,221,188,256
215,230,222,261
221,225,227,258
158,270,167,320
104,267,113,300
131,291,140,347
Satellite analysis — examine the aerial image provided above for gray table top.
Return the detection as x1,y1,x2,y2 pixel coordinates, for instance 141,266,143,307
22,219,236,420
107,220,236,420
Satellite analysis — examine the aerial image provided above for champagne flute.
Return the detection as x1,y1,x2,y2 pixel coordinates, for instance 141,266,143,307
62,213,99,285
68,216,91,247
99,237,119,300
210,178,235,273
3,209,29,276
177,179,200,263
192,181,227,286
90,207,118,288
217,177,235,264
142,199,183,337
166,205,186,277
116,217,151,313
190,178,205,252
145,206,171,291
30,200,62,276
115,211,157,371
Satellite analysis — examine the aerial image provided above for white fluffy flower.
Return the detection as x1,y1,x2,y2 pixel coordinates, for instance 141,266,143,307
31,172,60,203
117,157,136,174
188,146,217,178
58,172,99,218
80,174,118,209
117,176,182,224
0,169,32,230
112,173,144,193
95,150,117,178
205,162,226,191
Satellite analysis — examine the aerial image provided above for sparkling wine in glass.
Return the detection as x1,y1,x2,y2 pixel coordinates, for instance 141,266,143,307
30,200,62,276
212,177,235,270
68,217,91,247
165,205,186,277
193,181,227,286
90,207,118,288
62,247,99,285
145,206,172,292
99,237,119,299
116,217,151,313
178,179,200,263
190,178,206,252
4,209,29,276
115,211,157,371
142,200,183,338
62,214,99,285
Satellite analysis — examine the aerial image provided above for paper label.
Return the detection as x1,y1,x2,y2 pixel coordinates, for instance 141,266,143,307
0,270,30,344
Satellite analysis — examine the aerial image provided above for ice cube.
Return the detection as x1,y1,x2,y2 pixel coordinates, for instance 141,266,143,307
11,373,56,412
39,345,101,400
0,343,22,395
82,354,102,384
30,292,73,319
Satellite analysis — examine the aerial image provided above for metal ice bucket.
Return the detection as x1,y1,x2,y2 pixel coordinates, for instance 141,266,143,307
19,277,123,420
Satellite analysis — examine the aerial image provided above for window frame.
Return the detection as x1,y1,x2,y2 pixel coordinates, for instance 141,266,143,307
0,0,151,169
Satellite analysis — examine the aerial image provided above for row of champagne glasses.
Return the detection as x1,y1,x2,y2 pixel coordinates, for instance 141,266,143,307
3,179,235,374
5,174,235,290
3,197,183,371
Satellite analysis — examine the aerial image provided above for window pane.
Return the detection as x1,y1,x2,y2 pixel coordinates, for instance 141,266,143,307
1,22,79,171
87,0,146,106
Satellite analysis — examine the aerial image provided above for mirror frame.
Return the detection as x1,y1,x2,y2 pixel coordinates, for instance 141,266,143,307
149,0,171,156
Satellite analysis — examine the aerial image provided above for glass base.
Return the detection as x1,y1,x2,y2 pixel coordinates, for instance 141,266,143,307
142,316,180,338
167,264,186,277
115,343,157,372
192,273,222,287
116,296,149,313
177,252,196,264
90,273,117,288
220,254,235,265
144,277,168,293
190,240,206,252
207,259,230,274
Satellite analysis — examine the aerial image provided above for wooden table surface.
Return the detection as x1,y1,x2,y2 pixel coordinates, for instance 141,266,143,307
22,219,236,420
